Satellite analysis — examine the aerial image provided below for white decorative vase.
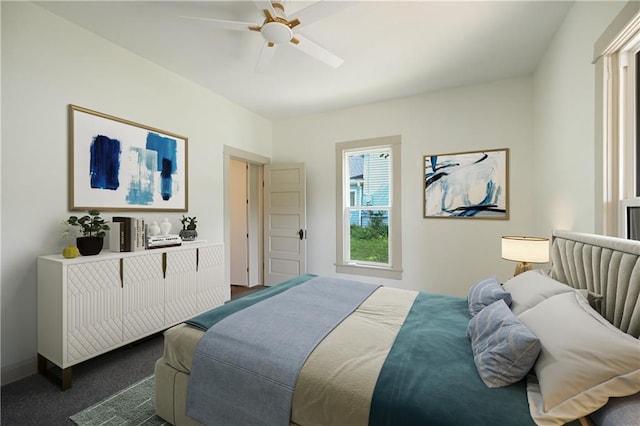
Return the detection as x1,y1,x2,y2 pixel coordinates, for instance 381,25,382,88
148,221,161,237
160,218,172,236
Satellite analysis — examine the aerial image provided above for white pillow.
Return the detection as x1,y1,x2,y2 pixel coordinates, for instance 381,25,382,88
518,291,640,425
502,270,574,315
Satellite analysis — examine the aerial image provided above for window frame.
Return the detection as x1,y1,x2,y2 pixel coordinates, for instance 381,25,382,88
335,135,402,279
598,3,640,237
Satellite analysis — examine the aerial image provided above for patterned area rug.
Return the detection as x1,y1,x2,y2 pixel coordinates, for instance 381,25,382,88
70,376,168,425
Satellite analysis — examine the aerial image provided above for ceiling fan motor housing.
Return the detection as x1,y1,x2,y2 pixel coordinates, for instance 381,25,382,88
259,1,296,44
261,21,293,44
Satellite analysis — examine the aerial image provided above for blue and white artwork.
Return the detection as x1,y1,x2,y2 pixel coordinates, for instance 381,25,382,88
70,105,187,211
424,149,508,219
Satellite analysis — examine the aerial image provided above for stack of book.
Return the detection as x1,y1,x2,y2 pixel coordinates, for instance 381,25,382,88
110,217,185,251
147,234,182,249
110,217,146,252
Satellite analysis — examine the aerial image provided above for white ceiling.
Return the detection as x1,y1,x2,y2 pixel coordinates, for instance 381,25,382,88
35,1,574,120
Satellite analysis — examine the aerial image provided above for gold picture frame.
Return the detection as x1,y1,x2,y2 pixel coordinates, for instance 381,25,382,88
69,105,188,212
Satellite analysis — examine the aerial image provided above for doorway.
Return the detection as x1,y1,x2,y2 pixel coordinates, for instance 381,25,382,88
223,146,269,288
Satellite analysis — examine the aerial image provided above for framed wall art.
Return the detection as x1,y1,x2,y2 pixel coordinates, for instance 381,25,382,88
69,104,188,212
424,148,508,219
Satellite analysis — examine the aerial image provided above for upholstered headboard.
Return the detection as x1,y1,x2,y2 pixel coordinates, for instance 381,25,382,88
549,230,640,338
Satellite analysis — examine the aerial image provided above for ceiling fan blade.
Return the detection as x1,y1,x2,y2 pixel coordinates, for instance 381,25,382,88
180,16,257,32
290,33,344,68
288,1,354,27
256,41,278,72
252,0,277,18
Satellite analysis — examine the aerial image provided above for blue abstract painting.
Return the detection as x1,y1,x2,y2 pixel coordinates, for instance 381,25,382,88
70,105,187,211
90,135,121,190
424,149,508,219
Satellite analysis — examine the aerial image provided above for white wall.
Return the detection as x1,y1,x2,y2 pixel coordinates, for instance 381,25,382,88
273,78,535,296
0,2,272,382
533,1,625,235
271,0,627,298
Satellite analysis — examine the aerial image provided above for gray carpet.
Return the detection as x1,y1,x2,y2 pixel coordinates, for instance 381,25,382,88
69,376,166,426
1,334,164,425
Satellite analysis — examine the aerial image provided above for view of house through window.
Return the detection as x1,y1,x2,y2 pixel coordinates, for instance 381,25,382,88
336,135,401,279
345,148,390,264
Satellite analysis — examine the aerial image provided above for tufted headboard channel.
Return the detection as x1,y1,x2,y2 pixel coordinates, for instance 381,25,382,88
549,230,640,338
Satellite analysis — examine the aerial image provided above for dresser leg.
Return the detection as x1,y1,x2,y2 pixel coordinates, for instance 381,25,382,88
61,367,72,390
37,353,72,390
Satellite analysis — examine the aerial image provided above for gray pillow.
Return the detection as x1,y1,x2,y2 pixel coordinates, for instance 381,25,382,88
502,270,574,315
590,393,640,426
467,275,511,317
467,299,541,388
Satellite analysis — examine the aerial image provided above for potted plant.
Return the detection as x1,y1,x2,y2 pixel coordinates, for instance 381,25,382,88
179,215,198,241
65,210,110,256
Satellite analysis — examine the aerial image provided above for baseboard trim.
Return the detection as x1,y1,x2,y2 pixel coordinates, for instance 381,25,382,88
2,356,37,386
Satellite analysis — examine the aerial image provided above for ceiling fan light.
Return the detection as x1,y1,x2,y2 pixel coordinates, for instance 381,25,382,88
261,22,292,44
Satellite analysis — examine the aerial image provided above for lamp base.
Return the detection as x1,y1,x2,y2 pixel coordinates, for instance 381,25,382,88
514,261,532,276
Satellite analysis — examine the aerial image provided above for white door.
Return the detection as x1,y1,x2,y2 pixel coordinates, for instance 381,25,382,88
264,163,307,285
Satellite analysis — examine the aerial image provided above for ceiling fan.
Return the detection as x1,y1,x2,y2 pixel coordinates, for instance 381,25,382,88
182,0,350,70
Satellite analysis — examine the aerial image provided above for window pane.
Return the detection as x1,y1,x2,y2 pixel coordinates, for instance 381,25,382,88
347,150,390,208
349,209,389,264
348,154,364,207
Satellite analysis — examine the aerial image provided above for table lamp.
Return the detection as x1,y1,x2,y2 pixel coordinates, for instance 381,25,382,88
501,236,550,276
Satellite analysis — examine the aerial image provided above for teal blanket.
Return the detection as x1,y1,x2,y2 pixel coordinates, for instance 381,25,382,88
369,292,536,426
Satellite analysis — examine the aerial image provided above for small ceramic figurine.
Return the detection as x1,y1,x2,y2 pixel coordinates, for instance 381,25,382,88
148,221,161,237
160,218,172,236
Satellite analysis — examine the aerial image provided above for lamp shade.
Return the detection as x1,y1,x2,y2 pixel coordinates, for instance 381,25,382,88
501,236,549,263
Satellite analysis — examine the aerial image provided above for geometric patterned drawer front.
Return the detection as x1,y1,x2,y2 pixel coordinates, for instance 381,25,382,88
165,249,199,325
165,271,199,325
122,254,164,341
67,260,122,363
198,274,229,311
166,249,196,275
198,244,228,311
198,244,224,269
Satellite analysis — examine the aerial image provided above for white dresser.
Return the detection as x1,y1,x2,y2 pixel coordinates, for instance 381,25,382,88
37,242,228,389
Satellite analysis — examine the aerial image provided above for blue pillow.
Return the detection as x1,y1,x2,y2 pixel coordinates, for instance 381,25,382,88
467,276,512,317
467,299,541,388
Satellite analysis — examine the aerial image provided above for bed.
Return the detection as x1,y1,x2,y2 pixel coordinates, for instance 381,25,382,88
153,230,640,425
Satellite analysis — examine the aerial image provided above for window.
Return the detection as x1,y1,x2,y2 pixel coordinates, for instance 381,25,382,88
335,136,402,279
598,4,640,237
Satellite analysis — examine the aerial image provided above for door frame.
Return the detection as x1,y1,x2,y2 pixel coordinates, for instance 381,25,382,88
223,145,270,287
